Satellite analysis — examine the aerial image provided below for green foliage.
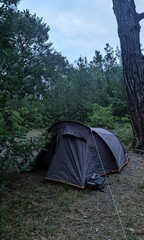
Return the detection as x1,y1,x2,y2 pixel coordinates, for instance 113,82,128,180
88,104,115,129
0,107,27,135
0,113,5,132
0,1,134,172
0,131,47,172
18,107,43,129
111,97,128,117
113,118,133,146
137,181,144,189
127,234,139,240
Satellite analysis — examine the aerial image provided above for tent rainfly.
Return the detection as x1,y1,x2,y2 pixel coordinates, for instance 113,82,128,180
35,121,128,188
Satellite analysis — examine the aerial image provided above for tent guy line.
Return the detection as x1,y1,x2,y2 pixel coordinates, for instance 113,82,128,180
34,120,128,238
91,130,127,240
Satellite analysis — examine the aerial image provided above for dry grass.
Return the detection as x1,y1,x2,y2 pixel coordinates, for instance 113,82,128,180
0,152,144,240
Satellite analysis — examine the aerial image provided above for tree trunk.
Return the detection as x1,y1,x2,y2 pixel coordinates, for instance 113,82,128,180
112,0,144,149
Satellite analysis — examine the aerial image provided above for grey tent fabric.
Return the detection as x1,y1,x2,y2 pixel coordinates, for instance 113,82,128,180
35,121,128,188
91,128,126,170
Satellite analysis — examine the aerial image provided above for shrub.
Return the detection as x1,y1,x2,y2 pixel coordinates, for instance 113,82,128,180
88,104,115,129
0,131,48,172
19,107,44,129
113,121,133,147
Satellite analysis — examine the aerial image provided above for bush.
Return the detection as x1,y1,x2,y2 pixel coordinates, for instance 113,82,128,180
0,131,48,172
19,107,43,129
0,109,27,136
88,104,115,129
88,105,133,147
113,118,133,147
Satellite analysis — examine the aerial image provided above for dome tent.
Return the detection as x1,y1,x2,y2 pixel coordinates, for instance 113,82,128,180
35,121,127,188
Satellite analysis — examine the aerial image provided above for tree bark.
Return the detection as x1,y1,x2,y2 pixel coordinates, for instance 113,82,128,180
112,0,144,149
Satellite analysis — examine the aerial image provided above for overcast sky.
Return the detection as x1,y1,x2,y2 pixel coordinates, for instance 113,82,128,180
18,0,144,63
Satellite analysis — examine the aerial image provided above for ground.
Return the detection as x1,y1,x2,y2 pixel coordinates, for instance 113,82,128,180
0,151,144,240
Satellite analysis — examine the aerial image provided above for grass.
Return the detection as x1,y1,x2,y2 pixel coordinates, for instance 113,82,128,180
137,181,144,189
127,234,139,240
0,171,84,240
1,159,144,240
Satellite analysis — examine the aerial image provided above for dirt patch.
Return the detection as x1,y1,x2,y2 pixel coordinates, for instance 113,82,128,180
0,151,144,240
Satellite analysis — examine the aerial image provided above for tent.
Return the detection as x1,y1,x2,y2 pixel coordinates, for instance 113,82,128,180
35,121,127,188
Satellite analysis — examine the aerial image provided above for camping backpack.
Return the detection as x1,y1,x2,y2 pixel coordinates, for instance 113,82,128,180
85,173,106,190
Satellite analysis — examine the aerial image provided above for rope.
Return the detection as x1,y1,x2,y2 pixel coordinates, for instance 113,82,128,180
91,131,127,240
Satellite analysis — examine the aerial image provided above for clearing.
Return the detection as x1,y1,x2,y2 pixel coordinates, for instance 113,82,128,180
0,151,144,240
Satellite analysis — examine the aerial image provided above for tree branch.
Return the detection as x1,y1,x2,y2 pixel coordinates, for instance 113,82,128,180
138,12,144,22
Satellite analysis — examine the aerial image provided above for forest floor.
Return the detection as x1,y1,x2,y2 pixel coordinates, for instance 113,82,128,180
0,149,144,240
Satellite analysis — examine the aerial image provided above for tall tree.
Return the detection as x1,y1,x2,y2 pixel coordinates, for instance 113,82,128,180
70,56,94,122
0,5,52,103
112,0,144,149
0,0,20,106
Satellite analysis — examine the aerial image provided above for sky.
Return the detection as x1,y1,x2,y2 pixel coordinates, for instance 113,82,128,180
18,0,144,63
